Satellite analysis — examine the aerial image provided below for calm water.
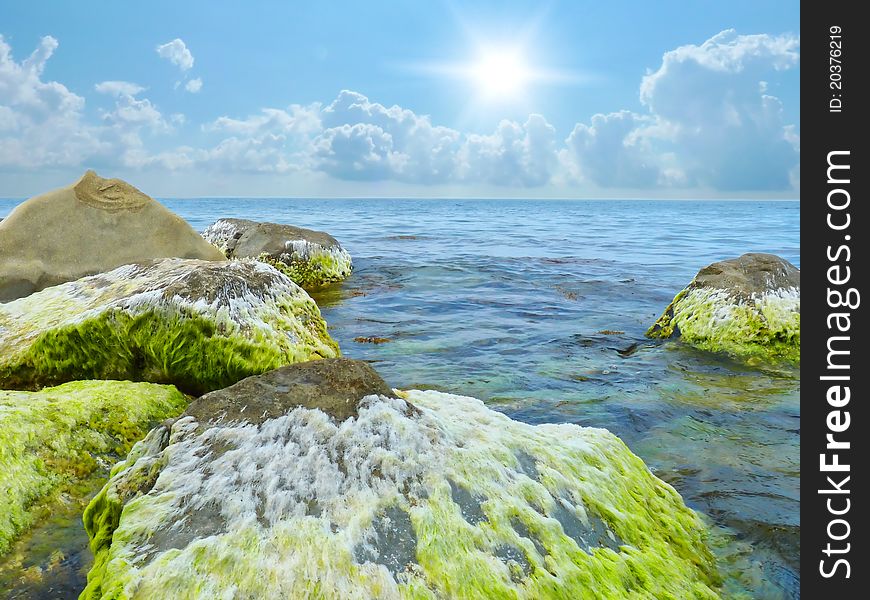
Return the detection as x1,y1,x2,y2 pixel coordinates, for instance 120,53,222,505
0,198,800,599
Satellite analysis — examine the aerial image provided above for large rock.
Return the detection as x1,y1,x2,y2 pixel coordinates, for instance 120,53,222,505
81,360,719,599
184,357,398,426
202,218,353,290
0,171,225,302
647,253,800,362
0,258,340,394
0,380,187,556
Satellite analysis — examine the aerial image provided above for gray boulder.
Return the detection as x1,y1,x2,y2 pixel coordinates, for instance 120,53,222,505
0,258,339,394
80,361,719,599
202,218,352,289
647,253,800,362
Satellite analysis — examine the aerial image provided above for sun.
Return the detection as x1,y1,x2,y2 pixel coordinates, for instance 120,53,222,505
470,47,530,98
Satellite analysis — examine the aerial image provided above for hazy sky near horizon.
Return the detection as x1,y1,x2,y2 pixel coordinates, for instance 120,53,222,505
1,1,799,198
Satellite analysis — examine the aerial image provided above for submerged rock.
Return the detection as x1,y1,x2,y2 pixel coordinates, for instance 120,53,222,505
81,360,719,599
0,380,187,557
0,170,225,302
647,253,800,363
202,218,353,289
0,258,339,394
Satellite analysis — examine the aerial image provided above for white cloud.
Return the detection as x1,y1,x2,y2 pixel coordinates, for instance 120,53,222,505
563,111,661,188
0,31,799,196
460,115,557,187
95,82,173,169
95,80,145,97
102,94,166,129
0,35,104,168
563,29,800,191
315,122,404,180
315,91,462,183
184,77,202,93
191,105,321,173
156,38,194,71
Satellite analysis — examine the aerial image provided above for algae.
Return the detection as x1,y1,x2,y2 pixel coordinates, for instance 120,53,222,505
258,245,353,290
0,380,188,557
81,390,719,599
0,259,340,394
647,286,800,364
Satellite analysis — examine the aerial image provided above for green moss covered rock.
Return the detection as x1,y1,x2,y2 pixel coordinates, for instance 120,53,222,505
202,218,353,290
647,253,800,363
0,170,225,302
0,380,188,557
81,360,719,599
0,258,340,394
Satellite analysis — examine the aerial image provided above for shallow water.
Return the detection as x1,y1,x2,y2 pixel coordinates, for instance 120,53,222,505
0,197,799,598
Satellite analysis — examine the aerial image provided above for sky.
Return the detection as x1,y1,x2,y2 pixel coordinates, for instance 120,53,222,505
0,1,800,198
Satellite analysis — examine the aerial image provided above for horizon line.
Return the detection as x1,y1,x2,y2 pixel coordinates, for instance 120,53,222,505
160,195,800,202
0,195,801,202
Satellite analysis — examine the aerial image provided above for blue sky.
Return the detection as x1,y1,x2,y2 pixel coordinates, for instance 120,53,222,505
1,1,799,198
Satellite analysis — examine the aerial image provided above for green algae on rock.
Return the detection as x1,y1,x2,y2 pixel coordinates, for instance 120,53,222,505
0,258,340,395
0,380,187,558
647,253,800,363
81,361,719,599
202,218,353,290
0,170,225,302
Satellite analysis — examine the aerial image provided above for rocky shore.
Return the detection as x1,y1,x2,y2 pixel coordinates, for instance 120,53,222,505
0,172,800,598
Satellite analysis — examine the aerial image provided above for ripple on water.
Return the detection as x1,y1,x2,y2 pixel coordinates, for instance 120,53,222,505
0,197,800,598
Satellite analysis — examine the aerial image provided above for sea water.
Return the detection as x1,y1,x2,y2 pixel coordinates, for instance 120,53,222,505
0,197,800,598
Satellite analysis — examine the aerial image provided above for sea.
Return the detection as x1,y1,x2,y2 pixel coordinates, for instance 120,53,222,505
0,197,800,599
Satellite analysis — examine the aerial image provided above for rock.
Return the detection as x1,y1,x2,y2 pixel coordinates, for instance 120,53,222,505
647,253,800,362
184,358,398,426
0,380,187,556
81,363,719,599
202,218,353,289
0,258,340,394
0,171,225,302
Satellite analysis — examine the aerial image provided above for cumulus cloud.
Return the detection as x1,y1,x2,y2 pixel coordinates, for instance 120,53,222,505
184,77,202,93
0,35,103,168
1,30,799,195
0,36,176,171
315,91,462,183
94,79,174,169
563,29,800,191
563,111,661,188
189,105,322,173
460,115,557,186
313,91,557,185
156,38,194,71
94,80,145,97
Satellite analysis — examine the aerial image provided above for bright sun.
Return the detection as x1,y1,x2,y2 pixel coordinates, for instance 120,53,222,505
471,47,530,97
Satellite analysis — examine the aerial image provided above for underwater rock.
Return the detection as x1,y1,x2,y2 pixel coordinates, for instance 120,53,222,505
202,218,353,290
0,170,225,302
647,253,800,363
0,258,339,394
81,360,719,599
0,380,187,557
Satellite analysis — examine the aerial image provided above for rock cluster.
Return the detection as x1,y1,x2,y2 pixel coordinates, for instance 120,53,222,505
0,172,724,598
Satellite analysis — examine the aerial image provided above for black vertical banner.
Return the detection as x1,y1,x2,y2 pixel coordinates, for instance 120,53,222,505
803,2,868,597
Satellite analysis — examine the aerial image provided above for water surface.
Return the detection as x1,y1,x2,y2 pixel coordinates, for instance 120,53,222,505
0,198,800,598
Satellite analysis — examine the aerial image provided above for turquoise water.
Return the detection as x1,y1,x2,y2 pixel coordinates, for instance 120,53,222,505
0,198,799,598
